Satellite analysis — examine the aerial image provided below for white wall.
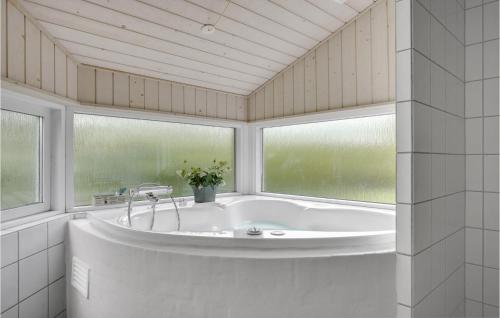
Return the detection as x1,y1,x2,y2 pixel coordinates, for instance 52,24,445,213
464,1,499,317
396,0,467,316
0,215,71,318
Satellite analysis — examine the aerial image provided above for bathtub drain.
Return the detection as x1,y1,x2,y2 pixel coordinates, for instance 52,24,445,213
270,230,285,236
246,227,263,235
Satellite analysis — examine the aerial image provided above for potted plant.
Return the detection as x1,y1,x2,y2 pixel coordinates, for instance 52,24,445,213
177,160,231,203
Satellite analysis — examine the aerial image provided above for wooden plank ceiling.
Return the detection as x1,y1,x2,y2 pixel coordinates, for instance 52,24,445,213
19,0,375,95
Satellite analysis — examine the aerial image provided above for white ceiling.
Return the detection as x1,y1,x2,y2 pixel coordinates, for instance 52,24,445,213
20,0,375,95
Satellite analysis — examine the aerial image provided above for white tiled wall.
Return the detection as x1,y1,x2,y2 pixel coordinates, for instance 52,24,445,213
1,215,70,318
396,0,467,316
464,1,499,317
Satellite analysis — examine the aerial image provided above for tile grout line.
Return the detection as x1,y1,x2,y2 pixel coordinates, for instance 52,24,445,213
415,0,466,47
465,37,500,47
17,224,20,318
396,190,466,206
47,222,50,318
413,262,465,309
480,2,486,313
397,97,466,119
466,261,500,271
462,0,467,309
465,297,500,308
2,220,67,317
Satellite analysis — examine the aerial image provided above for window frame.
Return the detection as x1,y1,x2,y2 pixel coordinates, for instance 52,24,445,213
1,83,395,222
65,104,247,212
249,103,396,210
0,88,65,221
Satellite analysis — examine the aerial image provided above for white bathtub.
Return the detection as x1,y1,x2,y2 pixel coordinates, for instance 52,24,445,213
67,195,396,317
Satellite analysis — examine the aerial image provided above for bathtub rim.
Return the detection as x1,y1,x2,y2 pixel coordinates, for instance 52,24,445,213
82,217,395,259
85,195,395,259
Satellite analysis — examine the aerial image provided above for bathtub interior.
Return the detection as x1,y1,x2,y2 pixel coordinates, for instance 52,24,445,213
113,196,394,234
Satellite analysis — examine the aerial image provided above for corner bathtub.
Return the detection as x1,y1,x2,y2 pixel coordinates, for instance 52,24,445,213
67,195,396,318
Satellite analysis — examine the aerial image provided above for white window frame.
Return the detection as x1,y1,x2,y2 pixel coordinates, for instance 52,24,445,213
1,88,66,222
248,103,396,210
65,104,247,212
1,82,396,219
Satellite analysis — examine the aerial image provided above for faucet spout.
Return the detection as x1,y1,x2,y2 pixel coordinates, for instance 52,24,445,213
127,184,174,229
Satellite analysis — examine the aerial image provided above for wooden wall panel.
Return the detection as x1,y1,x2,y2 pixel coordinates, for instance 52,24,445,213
2,2,247,121
371,0,389,103
7,1,25,82
158,80,172,112
75,65,247,120
247,0,394,121
356,11,372,105
216,92,227,119
3,0,388,123
77,65,95,103
195,88,207,116
184,86,196,115
255,89,265,120
341,22,357,107
113,72,130,107
172,84,184,113
293,59,305,114
283,67,294,116
273,74,284,117
236,96,246,121
130,76,145,109
145,79,159,111
41,34,55,92
25,19,41,88
248,93,256,121
226,94,236,120
316,42,329,111
247,94,256,121
328,34,342,109
387,0,396,100
264,82,274,119
1,0,6,77
207,90,217,117
304,52,317,113
3,0,78,100
67,59,78,100
54,47,67,96
96,69,113,105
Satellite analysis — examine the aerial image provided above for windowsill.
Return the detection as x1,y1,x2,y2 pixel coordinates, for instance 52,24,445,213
66,192,243,213
256,192,396,211
69,192,395,215
1,210,68,233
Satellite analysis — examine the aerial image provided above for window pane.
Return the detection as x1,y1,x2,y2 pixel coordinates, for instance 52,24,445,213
74,114,235,206
1,110,41,210
263,115,396,204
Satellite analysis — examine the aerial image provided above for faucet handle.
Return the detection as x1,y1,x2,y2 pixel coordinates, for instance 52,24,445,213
135,185,173,196
145,192,159,203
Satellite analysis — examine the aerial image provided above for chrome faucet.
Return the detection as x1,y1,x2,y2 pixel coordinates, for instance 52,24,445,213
127,184,180,231
144,192,160,230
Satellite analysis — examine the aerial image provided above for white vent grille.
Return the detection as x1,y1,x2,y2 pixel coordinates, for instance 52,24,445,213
71,256,90,299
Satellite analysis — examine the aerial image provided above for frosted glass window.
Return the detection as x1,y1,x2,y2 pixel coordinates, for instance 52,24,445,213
1,110,41,210
262,115,396,204
73,114,235,206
